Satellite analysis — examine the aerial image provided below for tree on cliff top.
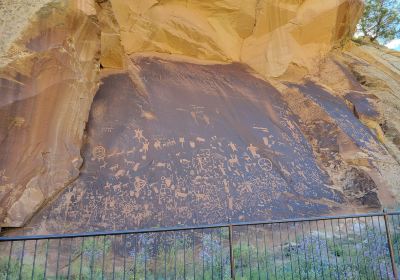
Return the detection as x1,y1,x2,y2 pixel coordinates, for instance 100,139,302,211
357,0,400,43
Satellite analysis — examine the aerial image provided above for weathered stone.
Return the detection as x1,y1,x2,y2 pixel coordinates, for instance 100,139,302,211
0,1,100,227
109,0,363,77
342,167,381,208
1,0,400,234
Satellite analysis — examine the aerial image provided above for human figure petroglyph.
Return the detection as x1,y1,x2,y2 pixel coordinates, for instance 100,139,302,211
179,137,185,147
154,140,162,150
247,144,259,158
141,142,150,153
228,142,237,152
134,128,146,143
218,164,226,176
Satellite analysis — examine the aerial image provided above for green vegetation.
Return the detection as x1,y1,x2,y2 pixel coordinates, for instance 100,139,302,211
1,224,399,280
357,0,400,43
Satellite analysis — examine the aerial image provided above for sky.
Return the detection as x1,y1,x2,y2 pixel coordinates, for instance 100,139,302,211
385,39,400,50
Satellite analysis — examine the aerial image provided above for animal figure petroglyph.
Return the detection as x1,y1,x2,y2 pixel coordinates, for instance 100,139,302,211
124,159,135,166
115,169,125,179
110,164,119,172
163,139,176,148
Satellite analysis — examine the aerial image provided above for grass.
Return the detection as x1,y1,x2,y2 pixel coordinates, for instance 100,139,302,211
1,222,399,280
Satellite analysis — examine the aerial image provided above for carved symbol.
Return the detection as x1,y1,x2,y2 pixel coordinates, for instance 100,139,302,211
228,142,237,152
228,154,239,167
247,144,259,158
141,142,149,153
154,140,162,150
93,145,106,160
102,127,113,133
8,117,25,129
258,158,273,172
179,137,185,147
196,137,205,143
134,128,146,142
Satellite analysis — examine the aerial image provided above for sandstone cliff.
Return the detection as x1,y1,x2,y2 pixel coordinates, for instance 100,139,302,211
0,0,399,233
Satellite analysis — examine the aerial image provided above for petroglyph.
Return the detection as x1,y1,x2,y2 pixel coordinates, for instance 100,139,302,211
258,158,273,172
92,145,106,160
154,140,161,150
26,59,344,233
134,128,146,143
228,142,237,152
247,144,259,158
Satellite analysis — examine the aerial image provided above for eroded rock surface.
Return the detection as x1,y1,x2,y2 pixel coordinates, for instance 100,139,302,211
110,0,363,77
0,1,100,227
25,58,344,232
0,0,400,234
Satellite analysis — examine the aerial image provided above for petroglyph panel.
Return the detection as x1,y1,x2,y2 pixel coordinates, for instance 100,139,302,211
28,58,344,232
288,81,384,154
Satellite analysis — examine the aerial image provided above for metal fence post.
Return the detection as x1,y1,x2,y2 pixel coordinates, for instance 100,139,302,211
228,223,235,280
383,209,398,280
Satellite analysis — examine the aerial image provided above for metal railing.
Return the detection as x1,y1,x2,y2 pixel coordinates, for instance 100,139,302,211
1,211,400,279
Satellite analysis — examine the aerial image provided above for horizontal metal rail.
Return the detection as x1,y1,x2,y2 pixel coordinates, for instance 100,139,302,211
2,211,399,241
1,211,400,280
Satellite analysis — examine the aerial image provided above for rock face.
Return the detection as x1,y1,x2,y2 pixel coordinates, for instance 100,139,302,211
0,1,100,227
0,0,400,233
110,0,363,77
27,58,344,232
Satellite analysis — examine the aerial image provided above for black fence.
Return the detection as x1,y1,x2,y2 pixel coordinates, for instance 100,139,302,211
1,211,400,279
